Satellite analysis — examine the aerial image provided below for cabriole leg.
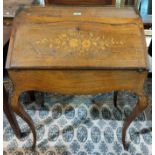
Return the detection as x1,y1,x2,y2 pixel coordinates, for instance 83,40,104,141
122,92,148,150
10,90,36,150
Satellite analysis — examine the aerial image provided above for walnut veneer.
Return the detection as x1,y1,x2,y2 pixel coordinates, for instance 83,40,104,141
6,6,148,150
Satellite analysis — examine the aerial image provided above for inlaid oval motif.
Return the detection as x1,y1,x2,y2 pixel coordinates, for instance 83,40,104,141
104,127,114,143
62,125,74,142
48,125,59,141
91,126,101,143
64,105,75,119
102,107,111,120
77,126,88,142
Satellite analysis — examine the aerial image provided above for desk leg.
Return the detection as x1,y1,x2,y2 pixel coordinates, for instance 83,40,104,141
10,90,36,150
122,92,148,150
3,86,22,138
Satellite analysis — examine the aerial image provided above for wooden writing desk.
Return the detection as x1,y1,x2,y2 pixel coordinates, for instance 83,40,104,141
6,6,148,149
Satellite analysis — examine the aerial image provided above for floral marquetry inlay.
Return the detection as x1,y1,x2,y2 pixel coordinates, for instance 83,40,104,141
33,29,125,58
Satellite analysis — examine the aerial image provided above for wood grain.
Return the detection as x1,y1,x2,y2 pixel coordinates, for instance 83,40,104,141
6,6,147,69
8,70,147,95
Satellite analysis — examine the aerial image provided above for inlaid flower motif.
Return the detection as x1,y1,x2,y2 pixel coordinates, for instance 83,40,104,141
69,39,79,48
62,125,74,142
91,126,101,143
82,40,91,49
104,127,114,143
77,126,88,142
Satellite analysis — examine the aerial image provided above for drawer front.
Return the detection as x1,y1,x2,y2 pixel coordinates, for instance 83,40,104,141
9,70,147,95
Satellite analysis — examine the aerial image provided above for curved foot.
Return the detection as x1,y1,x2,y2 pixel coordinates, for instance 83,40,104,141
10,91,36,150
122,94,148,150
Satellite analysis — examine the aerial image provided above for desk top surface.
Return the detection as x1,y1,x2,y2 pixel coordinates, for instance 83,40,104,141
6,6,148,70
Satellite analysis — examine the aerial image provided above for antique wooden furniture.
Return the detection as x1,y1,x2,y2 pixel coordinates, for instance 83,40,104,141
6,6,148,149
3,0,36,140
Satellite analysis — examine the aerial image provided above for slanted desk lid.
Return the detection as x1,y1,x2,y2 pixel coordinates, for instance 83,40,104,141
6,6,148,69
